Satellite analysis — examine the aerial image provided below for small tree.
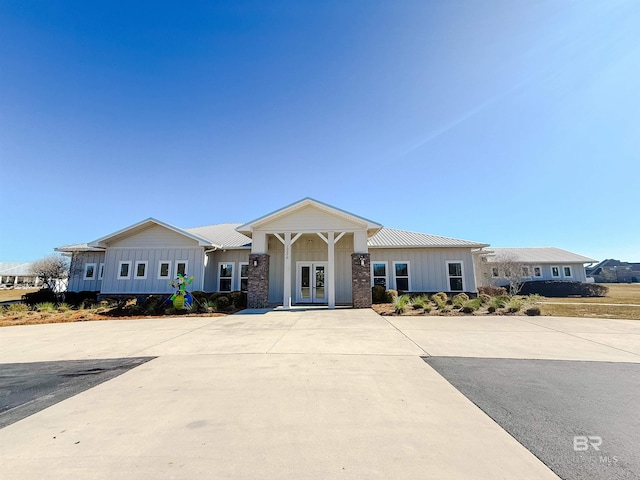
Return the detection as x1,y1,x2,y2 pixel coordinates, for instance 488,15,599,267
489,253,528,296
29,254,70,294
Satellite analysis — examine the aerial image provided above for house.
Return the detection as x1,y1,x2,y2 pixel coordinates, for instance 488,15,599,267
57,198,489,308
586,259,640,283
476,247,597,287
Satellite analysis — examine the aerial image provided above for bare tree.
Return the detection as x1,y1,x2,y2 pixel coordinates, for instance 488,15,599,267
489,252,529,296
29,255,70,294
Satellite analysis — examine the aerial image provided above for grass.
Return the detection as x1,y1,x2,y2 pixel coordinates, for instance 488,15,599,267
0,288,38,302
540,283,640,320
541,283,640,305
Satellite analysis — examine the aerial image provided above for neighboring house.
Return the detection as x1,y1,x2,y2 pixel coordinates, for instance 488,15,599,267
476,247,597,288
57,198,488,308
586,259,640,283
0,262,40,287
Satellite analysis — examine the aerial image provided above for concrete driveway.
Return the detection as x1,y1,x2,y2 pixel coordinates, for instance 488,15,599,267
1,310,638,479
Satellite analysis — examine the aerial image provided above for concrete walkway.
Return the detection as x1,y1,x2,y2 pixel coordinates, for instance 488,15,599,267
1,310,639,479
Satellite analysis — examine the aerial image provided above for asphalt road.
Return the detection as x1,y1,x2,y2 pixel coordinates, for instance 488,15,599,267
424,357,640,480
0,357,154,428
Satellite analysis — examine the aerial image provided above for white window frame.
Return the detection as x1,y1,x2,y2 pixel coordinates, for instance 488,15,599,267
521,266,531,278
446,261,465,292
371,261,388,289
533,266,542,278
392,261,411,291
239,262,249,292
158,261,172,280
218,262,234,292
98,263,104,280
562,266,573,278
118,261,132,280
134,261,148,279
551,266,561,278
175,260,188,277
83,263,97,280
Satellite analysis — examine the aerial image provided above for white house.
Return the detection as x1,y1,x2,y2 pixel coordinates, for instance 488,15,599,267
57,198,489,308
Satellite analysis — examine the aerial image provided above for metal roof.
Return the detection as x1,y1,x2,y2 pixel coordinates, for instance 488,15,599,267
367,228,488,248
0,262,35,276
186,223,251,249
55,243,104,253
485,247,597,264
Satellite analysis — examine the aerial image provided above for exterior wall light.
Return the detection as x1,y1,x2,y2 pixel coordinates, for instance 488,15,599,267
360,256,366,267
253,259,258,267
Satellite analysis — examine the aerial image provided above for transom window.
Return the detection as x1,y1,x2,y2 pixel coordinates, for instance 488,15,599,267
446,261,464,291
551,266,560,277
158,261,171,279
118,261,131,279
371,262,388,288
393,262,410,291
84,263,96,280
219,262,233,292
134,261,148,279
239,262,249,292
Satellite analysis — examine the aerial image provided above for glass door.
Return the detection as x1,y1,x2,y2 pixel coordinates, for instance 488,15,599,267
297,262,327,303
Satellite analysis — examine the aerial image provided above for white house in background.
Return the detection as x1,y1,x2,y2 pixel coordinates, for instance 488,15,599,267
477,247,597,287
57,198,489,308
0,262,40,287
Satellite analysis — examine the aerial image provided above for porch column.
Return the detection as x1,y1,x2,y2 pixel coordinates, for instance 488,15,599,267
327,231,335,309
351,253,372,308
283,232,292,308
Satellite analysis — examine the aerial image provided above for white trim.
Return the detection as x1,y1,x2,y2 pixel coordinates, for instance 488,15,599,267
239,262,249,292
446,261,465,292
98,263,104,280
83,263,97,280
176,260,188,277
134,261,148,279
371,261,388,289
158,261,172,280
218,262,234,292
562,265,573,278
551,266,561,278
117,261,131,280
392,261,411,291
521,265,531,278
533,266,542,278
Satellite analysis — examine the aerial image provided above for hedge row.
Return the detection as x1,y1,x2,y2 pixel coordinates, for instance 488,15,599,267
519,281,608,297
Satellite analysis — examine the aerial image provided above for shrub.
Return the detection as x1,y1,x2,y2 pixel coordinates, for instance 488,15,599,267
386,290,398,302
431,292,448,304
525,306,541,316
63,291,98,307
478,294,492,304
506,298,524,313
489,295,510,310
139,295,168,315
35,302,57,313
478,286,507,297
393,294,411,314
57,303,71,312
411,295,430,310
372,285,387,304
461,298,482,314
190,291,210,312
519,281,608,298
432,296,448,311
487,306,496,313
423,304,432,313
22,289,57,306
216,295,231,311
452,293,469,308
228,291,247,309
8,303,29,313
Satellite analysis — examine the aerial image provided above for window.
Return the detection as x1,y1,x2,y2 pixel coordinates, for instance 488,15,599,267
158,261,171,279
219,262,233,292
239,262,249,292
533,266,542,278
393,262,410,291
492,267,499,277
118,261,131,279
522,266,531,277
563,266,573,278
134,261,148,279
551,266,560,278
176,261,188,276
84,263,96,280
98,263,104,280
371,262,388,288
446,261,464,291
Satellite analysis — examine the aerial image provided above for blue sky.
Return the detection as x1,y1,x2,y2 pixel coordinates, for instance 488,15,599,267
1,0,638,263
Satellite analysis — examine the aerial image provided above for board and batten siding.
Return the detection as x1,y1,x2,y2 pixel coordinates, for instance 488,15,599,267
254,205,365,233
204,250,251,292
370,247,477,293
68,251,106,292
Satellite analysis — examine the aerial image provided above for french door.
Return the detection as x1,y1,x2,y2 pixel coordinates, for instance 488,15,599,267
296,262,327,304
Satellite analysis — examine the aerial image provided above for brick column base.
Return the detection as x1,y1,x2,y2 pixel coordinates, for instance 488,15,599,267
248,254,270,308
351,253,372,308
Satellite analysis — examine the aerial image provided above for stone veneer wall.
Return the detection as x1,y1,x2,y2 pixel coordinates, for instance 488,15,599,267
247,254,270,308
351,253,372,308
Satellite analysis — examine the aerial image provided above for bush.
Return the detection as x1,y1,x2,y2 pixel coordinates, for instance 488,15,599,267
393,294,411,314
489,295,510,310
35,302,57,313
139,295,168,315
22,289,57,306
411,295,430,310
7,303,29,313
478,294,492,304
386,290,398,301
190,291,210,312
525,306,541,316
423,304,432,313
216,295,231,311
452,293,469,308
461,298,482,314
506,298,524,313
228,291,247,309
487,306,496,313
63,291,98,307
478,286,507,297
519,281,608,298
372,285,387,304
431,292,448,304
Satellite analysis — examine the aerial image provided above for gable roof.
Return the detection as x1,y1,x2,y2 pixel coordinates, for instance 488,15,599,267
368,228,488,248
486,247,597,264
236,197,382,236
88,218,215,248
186,223,251,249
55,243,105,253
